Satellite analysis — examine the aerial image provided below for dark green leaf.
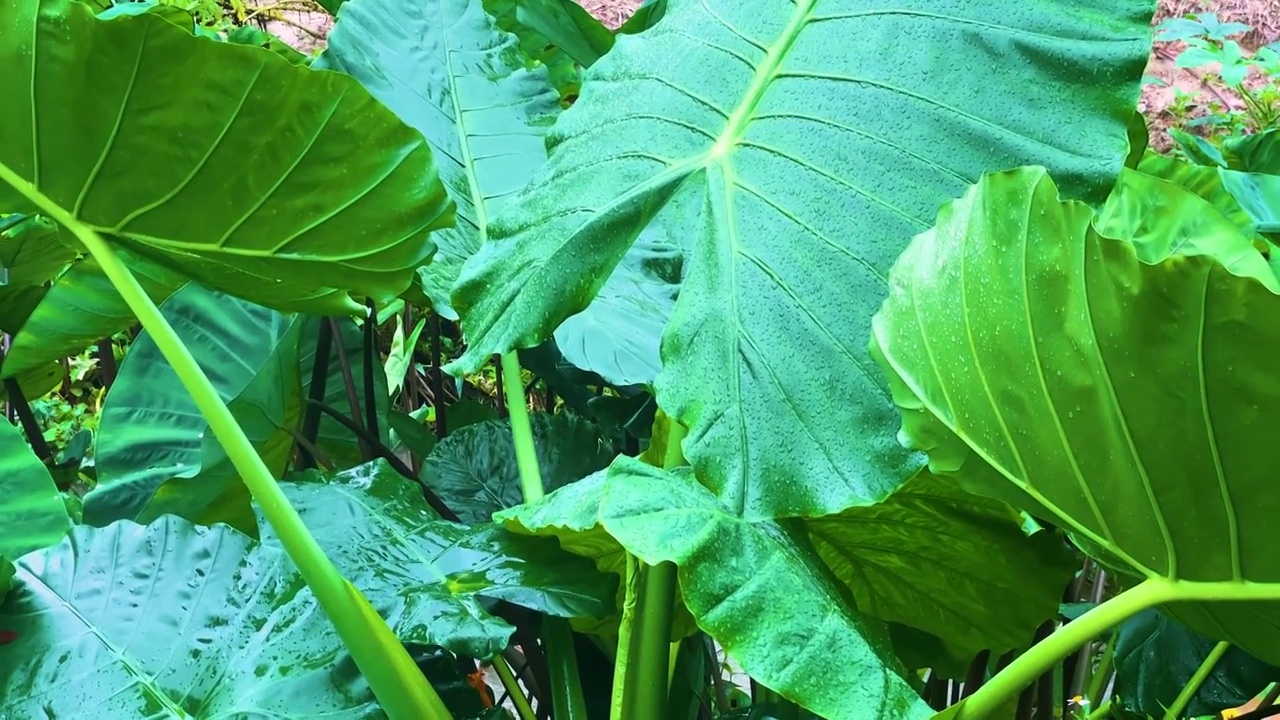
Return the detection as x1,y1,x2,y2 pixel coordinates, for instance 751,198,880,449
2,250,186,380
86,284,300,530
809,471,1077,672
1113,609,1278,717
422,412,613,523
515,0,614,67
616,0,666,35
276,460,617,658
0,516,384,716
389,408,438,459
449,0,1155,521
0,0,453,315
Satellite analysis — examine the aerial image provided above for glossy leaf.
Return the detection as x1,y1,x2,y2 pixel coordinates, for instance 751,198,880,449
486,0,585,98
2,251,186,379
617,0,667,34
1222,128,1280,174
553,235,681,387
422,412,614,523
0,0,452,315
598,458,932,720
514,0,615,67
449,0,1155,520
0,215,74,289
1133,151,1258,236
1096,167,1276,289
1113,609,1278,718
0,420,70,561
275,460,617,658
0,517,384,716
317,0,559,319
808,471,1077,668
86,285,300,528
871,166,1280,663
1218,171,1280,235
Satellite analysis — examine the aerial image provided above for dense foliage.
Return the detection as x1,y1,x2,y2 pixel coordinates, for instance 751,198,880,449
2,0,1279,718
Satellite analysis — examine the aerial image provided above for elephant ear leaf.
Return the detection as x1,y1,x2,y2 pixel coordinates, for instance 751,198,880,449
448,0,1155,520
316,0,560,319
870,165,1280,665
0,0,453,316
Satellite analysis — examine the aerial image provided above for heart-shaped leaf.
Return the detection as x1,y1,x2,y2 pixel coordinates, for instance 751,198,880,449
0,0,453,315
871,165,1280,663
448,0,1156,520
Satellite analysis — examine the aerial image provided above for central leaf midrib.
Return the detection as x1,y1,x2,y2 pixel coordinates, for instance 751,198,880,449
709,0,815,160
439,0,489,243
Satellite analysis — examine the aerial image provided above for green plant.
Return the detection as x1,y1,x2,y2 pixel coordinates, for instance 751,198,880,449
1157,12,1280,133
8,0,1280,719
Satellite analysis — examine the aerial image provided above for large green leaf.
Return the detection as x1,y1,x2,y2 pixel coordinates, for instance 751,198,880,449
597,458,932,720
807,471,1077,670
0,517,384,716
1112,609,1278,718
553,234,682,387
870,166,1280,663
1222,128,1280,174
2,250,186,379
275,460,617,658
86,284,300,529
0,419,70,560
421,412,614,523
448,0,1156,520
0,0,453,315
316,0,560,319
1133,151,1258,236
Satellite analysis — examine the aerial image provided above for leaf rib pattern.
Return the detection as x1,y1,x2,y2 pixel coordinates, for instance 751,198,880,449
317,0,561,317
1,0,452,315
450,0,1152,520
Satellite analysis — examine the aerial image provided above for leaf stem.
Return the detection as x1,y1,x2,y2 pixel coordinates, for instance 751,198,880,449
545,617,590,720
0,162,452,719
1161,640,1230,720
492,653,537,720
955,578,1280,719
501,351,543,501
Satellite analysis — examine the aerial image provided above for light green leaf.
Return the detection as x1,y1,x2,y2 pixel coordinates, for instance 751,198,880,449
86,284,300,529
276,460,618,658
1222,129,1280,174
598,457,932,720
1097,167,1276,289
316,0,560,319
870,166,1280,664
449,0,1155,520
0,0,453,315
0,419,70,561
2,251,186,380
422,412,614,524
1134,151,1258,236
386,314,426,398
1218,171,1280,235
0,516,385,716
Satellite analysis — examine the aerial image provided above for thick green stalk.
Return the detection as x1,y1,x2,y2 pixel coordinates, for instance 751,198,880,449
500,351,589,718
493,653,537,720
1161,640,1229,720
955,578,1280,719
545,617,590,720
2,165,451,719
610,554,641,720
613,420,687,720
501,351,544,502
